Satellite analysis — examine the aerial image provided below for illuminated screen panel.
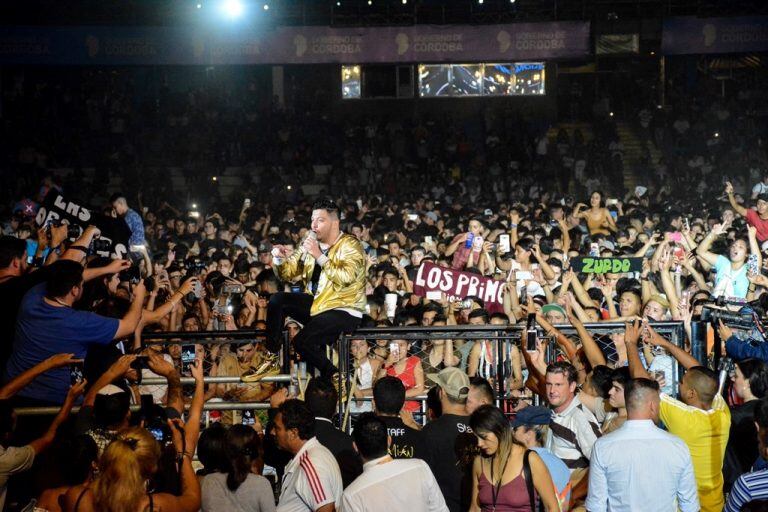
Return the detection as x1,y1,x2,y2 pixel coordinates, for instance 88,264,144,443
341,65,361,99
510,62,545,95
483,63,514,95
450,64,483,96
418,64,451,97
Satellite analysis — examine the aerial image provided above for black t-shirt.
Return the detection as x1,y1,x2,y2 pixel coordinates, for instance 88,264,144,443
379,415,427,460
0,267,53,370
422,413,475,512
724,400,759,491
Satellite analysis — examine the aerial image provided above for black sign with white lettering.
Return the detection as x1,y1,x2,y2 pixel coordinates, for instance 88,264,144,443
571,256,643,274
35,191,130,259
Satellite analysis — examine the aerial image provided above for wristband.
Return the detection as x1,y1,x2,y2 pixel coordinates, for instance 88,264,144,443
510,224,518,229
69,245,89,253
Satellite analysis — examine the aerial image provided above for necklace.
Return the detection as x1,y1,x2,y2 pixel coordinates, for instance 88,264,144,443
489,453,511,511
52,297,70,308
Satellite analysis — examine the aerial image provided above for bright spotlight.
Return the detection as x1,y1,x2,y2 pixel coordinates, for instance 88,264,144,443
263,3,269,10
222,0,244,18
402,0,407,4
196,2,202,8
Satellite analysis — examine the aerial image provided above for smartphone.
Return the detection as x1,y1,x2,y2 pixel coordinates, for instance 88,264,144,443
148,427,165,442
130,356,149,372
472,235,484,252
241,409,255,426
389,342,400,360
606,198,618,206
464,232,475,249
424,236,433,245
181,345,196,374
673,246,685,260
461,299,474,309
609,211,618,220
748,254,759,276
668,232,682,243
243,198,251,208
192,281,203,298
407,214,418,221
70,362,84,386
683,218,690,231
498,234,511,254
525,314,537,351
589,243,600,257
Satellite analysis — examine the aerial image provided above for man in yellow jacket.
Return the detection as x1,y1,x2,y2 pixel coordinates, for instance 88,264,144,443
267,199,366,378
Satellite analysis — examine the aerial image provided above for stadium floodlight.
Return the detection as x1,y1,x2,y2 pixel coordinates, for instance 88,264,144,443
196,2,202,9
263,3,269,10
222,0,244,18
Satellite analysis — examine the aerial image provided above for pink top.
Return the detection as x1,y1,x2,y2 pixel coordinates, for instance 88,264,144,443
478,470,536,512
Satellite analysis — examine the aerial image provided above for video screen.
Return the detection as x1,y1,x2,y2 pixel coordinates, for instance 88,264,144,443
418,62,546,97
341,65,361,99
418,64,451,97
450,64,483,96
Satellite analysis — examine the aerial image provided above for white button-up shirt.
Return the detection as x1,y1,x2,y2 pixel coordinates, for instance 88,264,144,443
585,419,699,512
341,456,448,512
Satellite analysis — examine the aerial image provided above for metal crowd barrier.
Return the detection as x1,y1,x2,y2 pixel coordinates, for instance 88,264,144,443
15,322,688,418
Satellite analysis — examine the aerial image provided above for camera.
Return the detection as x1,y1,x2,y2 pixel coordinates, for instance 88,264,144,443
47,219,81,240
701,306,756,331
91,238,111,253
119,265,142,284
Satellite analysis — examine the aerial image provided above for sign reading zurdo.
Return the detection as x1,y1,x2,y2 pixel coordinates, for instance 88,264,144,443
571,257,643,274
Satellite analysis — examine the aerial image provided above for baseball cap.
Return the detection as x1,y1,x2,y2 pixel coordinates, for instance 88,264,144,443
97,384,127,396
512,406,552,428
284,317,304,329
427,367,470,401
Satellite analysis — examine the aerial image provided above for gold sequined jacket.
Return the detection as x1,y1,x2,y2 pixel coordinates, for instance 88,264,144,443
273,233,367,316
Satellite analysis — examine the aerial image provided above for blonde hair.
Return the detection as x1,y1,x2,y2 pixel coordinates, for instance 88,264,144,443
93,427,161,512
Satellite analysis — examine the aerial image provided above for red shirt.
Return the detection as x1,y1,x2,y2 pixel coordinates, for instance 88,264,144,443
746,209,768,242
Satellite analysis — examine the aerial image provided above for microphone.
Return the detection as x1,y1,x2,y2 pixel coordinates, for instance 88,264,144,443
297,231,317,258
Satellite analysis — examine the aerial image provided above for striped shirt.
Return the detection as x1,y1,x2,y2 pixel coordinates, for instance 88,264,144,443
547,395,602,471
278,437,343,512
725,469,768,512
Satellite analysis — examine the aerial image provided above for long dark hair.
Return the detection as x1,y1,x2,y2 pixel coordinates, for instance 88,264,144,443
737,358,768,399
226,424,262,491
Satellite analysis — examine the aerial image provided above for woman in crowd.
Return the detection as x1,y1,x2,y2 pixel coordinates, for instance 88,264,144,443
469,404,558,512
724,358,768,492
62,359,205,512
574,191,617,236
378,338,424,413
696,223,760,299
35,435,99,512
201,424,275,512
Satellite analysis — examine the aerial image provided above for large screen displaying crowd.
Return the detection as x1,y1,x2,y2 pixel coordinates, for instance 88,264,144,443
0,67,767,511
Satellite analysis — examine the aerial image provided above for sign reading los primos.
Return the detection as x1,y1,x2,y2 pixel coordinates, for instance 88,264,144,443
413,262,505,308
571,257,643,274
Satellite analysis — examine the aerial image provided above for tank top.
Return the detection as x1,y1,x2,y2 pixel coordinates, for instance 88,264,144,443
386,355,421,412
350,359,374,413
73,488,154,512
478,470,535,512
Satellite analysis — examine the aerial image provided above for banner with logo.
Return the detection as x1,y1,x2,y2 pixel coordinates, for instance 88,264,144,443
663,16,768,55
35,191,131,259
0,22,589,65
413,261,506,312
571,256,643,274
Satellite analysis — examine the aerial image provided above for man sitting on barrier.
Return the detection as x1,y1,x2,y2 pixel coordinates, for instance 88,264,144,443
268,199,367,385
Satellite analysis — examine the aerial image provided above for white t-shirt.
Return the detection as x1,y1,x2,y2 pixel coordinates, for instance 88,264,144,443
277,438,342,512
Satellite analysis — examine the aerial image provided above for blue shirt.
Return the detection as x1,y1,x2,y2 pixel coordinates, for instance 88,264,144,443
726,468,768,512
531,447,571,505
124,208,146,246
713,254,749,299
586,419,699,512
4,284,119,403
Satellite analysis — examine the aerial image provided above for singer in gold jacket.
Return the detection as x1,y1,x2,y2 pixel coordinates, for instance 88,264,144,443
273,233,367,316
266,199,366,379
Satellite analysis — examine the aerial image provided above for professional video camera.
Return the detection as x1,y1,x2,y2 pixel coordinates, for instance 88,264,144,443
700,296,764,331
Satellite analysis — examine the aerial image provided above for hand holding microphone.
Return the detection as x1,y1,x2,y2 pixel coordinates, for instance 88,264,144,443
301,231,320,258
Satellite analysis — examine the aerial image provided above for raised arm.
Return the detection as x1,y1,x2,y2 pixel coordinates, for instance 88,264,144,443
29,382,86,454
625,320,651,379
696,223,727,268
0,354,80,400
725,182,749,217
646,322,701,370
115,280,147,339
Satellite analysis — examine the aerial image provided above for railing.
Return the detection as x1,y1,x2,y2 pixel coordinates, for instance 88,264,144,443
15,322,688,418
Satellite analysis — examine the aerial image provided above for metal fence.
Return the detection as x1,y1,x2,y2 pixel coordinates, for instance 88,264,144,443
15,322,688,419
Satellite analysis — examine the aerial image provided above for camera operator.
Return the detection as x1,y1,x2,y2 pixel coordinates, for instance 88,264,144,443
4,260,146,406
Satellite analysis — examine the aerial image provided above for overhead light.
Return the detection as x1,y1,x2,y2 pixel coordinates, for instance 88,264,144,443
263,3,269,10
402,0,407,4
609,112,614,117
478,0,484,4
196,2,202,8
367,0,372,4
222,0,244,18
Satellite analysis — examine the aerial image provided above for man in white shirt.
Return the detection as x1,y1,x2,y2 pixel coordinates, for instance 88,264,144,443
273,400,343,512
586,378,699,512
342,413,448,512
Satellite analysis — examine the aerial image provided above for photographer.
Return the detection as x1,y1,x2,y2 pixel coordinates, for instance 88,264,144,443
4,260,146,406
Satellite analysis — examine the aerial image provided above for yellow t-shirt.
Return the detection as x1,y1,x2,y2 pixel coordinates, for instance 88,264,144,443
660,393,731,512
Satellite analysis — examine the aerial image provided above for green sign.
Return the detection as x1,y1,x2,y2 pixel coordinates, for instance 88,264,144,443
571,257,643,274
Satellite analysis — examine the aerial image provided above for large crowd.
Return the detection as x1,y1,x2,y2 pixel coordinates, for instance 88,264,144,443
0,65,767,512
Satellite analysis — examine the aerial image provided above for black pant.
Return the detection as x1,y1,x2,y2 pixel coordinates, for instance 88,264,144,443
266,292,360,377
266,292,313,353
